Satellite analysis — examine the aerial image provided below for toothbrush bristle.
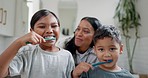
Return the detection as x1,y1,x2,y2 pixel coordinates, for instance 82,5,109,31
45,37,56,40
107,60,113,63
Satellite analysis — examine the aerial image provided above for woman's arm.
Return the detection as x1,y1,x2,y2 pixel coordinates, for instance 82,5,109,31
72,62,92,78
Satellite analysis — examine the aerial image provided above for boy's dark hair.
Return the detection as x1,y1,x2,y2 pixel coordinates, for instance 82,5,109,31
93,25,122,45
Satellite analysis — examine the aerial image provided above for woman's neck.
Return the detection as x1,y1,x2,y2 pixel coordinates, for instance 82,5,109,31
77,46,90,54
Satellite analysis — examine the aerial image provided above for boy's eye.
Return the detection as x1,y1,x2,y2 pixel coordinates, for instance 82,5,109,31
109,48,117,52
98,48,104,52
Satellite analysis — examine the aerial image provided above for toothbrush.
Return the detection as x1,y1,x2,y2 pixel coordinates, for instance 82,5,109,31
92,60,113,67
26,37,56,44
44,36,56,41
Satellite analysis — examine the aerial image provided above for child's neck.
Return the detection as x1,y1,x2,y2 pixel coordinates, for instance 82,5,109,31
99,65,121,72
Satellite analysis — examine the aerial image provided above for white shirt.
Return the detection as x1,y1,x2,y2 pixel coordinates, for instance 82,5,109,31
9,45,75,78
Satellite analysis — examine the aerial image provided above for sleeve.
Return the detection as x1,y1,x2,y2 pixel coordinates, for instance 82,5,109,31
66,52,75,78
9,51,25,76
8,45,35,76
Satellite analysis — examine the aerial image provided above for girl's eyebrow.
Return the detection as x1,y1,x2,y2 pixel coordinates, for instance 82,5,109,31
37,23,45,25
50,22,58,25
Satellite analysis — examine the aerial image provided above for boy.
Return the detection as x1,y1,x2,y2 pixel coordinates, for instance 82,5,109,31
72,25,134,78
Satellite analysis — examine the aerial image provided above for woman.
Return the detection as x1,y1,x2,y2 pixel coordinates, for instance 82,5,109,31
65,17,102,66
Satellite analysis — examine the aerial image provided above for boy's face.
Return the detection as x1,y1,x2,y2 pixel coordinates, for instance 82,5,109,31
32,14,60,47
94,37,123,70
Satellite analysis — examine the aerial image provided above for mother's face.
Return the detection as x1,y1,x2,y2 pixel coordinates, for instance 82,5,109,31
74,19,95,51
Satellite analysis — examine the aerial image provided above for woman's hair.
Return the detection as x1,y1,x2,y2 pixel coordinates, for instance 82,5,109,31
65,17,102,55
30,9,60,29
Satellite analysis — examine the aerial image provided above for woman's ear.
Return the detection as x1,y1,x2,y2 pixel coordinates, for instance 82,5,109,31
30,28,33,31
119,44,123,54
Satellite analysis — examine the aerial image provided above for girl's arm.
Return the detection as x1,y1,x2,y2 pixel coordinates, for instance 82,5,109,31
0,31,45,77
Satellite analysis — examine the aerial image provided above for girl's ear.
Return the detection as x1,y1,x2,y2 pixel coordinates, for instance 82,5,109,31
119,44,123,54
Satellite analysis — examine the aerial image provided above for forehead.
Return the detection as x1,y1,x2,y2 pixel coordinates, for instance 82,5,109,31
78,20,93,29
95,37,119,46
36,14,58,24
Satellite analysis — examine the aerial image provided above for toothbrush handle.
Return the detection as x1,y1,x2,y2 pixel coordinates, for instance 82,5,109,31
92,62,106,67
26,41,32,44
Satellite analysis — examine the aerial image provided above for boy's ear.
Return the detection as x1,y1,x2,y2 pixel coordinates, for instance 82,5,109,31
119,44,123,54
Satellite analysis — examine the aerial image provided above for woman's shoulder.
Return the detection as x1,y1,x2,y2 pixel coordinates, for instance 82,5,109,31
56,35,73,48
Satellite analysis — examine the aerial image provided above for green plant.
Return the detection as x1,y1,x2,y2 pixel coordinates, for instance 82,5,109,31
114,0,141,73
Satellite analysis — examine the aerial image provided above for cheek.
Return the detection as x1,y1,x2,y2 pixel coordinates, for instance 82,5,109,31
84,35,93,42
34,29,44,35
53,28,60,38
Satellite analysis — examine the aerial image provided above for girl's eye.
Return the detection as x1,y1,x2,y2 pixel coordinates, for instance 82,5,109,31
51,24,59,28
39,25,46,28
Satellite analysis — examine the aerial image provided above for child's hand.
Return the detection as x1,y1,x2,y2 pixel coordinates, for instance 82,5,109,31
17,31,46,46
72,62,92,78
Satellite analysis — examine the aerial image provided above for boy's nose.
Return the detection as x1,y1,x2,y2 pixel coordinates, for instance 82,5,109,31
104,53,111,57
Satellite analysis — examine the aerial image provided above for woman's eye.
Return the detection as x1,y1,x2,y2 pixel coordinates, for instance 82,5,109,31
75,28,80,32
83,30,90,34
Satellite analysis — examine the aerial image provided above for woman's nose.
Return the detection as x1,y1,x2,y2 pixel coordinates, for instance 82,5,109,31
75,30,83,36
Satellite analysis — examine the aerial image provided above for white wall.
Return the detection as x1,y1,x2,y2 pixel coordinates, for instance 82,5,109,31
75,0,117,28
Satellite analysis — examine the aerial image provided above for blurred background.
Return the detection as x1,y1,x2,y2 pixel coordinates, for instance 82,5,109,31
0,0,148,76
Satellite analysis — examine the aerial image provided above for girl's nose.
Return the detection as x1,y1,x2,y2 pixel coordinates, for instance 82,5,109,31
46,27,53,34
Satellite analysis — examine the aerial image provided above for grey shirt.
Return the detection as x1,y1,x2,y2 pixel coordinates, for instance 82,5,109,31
81,66,134,78
74,48,98,65
9,45,75,78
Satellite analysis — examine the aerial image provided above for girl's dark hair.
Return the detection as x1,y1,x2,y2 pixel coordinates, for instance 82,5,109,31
30,9,60,29
65,17,102,55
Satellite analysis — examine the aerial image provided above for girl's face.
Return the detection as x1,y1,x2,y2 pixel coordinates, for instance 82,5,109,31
94,37,123,70
74,20,95,52
32,14,60,48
